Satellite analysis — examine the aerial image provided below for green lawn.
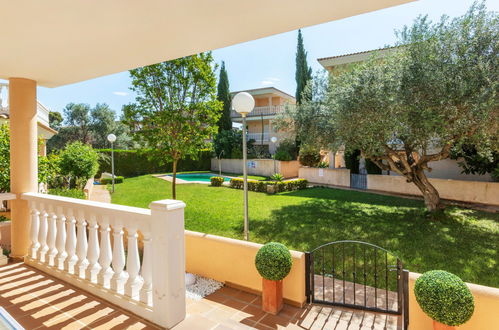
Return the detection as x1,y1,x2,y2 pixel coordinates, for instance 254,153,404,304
111,175,499,287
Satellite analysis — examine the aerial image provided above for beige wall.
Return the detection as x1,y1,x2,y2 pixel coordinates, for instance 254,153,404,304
408,273,499,330
368,175,499,205
299,167,350,187
211,158,300,178
185,230,306,306
247,120,270,134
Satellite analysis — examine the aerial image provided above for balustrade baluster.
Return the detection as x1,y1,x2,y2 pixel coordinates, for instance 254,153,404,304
98,218,113,288
55,206,67,270
139,233,152,305
65,209,78,274
125,227,142,299
86,214,101,282
38,204,49,262
111,224,127,293
29,202,40,259
76,210,89,278
46,205,58,266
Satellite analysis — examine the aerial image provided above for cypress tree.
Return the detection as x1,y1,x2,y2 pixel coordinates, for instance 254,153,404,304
295,29,312,104
217,61,233,132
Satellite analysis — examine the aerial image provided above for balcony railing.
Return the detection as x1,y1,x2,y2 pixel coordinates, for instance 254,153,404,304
247,132,270,142
230,104,293,118
22,192,186,328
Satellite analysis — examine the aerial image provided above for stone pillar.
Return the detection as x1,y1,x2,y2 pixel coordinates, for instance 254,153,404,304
9,78,38,259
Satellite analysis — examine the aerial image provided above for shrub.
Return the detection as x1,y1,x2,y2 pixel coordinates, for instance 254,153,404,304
255,242,293,281
49,188,86,199
0,215,9,222
270,173,284,182
275,139,298,160
100,176,124,184
59,142,99,188
274,150,292,161
414,270,474,326
229,178,244,189
299,149,321,167
318,161,329,168
210,176,225,186
96,149,211,177
0,124,10,193
294,179,308,190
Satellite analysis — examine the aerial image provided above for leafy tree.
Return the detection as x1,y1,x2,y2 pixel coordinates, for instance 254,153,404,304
0,124,9,192
59,142,99,188
451,144,499,181
216,61,233,132
63,103,93,144
295,29,312,104
49,111,63,130
286,3,498,212
124,53,222,199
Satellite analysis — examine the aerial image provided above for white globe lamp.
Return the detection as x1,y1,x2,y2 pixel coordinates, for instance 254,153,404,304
232,92,255,117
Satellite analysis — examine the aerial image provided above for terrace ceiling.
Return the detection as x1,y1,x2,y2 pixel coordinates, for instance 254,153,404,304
0,0,414,87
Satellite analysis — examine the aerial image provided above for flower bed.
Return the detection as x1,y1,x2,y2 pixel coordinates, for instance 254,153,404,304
229,178,308,193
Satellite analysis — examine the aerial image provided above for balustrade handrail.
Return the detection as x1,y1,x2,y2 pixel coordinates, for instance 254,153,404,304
21,192,186,328
0,193,16,201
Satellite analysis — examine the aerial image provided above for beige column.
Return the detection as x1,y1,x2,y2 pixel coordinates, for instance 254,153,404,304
9,78,38,259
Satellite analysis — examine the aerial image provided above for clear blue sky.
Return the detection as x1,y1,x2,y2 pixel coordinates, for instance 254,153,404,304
30,0,499,116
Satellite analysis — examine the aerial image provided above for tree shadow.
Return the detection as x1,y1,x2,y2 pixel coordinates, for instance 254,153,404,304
249,196,499,287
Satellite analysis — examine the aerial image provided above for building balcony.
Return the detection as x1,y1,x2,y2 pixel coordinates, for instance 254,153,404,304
247,132,271,142
230,105,294,119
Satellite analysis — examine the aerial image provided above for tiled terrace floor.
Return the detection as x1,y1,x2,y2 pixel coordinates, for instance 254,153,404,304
0,263,401,329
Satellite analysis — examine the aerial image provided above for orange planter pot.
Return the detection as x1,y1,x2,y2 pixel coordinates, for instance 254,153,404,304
262,278,283,315
433,320,455,330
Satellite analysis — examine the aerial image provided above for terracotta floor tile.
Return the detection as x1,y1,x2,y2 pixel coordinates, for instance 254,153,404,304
217,286,241,297
233,291,259,304
217,298,247,312
2,279,55,298
258,313,294,329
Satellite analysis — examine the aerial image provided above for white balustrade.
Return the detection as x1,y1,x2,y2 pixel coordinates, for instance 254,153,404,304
22,192,186,329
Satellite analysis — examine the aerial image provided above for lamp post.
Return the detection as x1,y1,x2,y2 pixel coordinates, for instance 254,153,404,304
107,133,117,193
271,136,278,174
232,92,255,241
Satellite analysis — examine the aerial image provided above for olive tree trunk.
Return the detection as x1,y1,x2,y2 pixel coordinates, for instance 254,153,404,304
411,169,442,212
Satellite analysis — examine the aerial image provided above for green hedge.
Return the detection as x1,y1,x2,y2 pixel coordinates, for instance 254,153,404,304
100,176,124,184
255,242,292,281
210,176,225,186
414,270,474,326
229,178,308,193
96,149,211,177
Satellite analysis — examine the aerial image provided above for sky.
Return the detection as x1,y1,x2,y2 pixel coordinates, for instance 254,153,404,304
17,0,499,116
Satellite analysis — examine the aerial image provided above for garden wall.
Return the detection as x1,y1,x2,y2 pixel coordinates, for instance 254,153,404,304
184,230,306,306
298,167,350,187
211,158,300,178
97,149,211,177
408,272,499,330
368,175,499,205
0,221,10,250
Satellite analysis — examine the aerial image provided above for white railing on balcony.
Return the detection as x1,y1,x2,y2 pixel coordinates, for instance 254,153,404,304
247,132,270,142
230,104,293,118
22,192,186,328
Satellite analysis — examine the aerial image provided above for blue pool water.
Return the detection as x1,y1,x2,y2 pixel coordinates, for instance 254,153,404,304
168,173,230,182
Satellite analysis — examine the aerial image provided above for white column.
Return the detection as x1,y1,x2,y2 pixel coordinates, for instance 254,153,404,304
76,210,89,278
46,205,58,266
111,224,126,293
98,219,113,288
64,209,78,274
139,233,152,305
149,199,186,328
86,214,101,282
125,227,141,299
37,204,48,262
29,203,40,259
55,206,67,270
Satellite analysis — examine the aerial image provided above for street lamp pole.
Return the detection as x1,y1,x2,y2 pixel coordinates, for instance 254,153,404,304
107,133,117,193
232,92,255,241
271,136,278,174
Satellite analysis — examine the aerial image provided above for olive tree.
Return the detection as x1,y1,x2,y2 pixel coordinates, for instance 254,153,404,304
286,2,498,212
124,53,221,199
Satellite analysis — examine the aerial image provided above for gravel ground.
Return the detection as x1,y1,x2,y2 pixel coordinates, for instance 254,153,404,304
186,274,224,300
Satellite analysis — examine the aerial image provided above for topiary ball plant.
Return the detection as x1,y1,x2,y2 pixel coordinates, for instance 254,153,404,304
255,242,292,281
414,270,474,326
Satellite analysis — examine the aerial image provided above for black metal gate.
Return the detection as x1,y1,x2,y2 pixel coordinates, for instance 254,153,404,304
305,241,409,329
350,174,367,189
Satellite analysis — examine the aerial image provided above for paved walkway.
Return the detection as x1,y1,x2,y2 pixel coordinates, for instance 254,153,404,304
88,184,111,203
0,262,402,330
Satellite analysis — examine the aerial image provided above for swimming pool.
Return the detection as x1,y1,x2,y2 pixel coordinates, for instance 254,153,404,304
168,173,230,182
